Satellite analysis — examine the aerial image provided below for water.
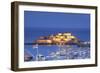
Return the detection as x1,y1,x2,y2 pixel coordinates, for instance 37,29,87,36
24,28,90,61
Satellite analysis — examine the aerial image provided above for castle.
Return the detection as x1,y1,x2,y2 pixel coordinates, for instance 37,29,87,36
35,32,79,45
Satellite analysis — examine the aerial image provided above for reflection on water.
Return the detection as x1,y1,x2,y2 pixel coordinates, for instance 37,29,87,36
24,45,90,61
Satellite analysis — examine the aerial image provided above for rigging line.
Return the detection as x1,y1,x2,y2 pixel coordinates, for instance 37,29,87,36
24,49,35,58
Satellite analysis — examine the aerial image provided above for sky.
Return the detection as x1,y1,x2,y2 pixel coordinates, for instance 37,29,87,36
24,11,90,29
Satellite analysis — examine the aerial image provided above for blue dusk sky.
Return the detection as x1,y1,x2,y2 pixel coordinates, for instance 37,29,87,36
24,11,90,29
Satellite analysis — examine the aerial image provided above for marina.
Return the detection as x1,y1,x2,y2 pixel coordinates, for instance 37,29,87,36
24,32,90,61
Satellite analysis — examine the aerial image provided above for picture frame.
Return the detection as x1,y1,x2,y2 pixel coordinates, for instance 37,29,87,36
11,1,98,71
